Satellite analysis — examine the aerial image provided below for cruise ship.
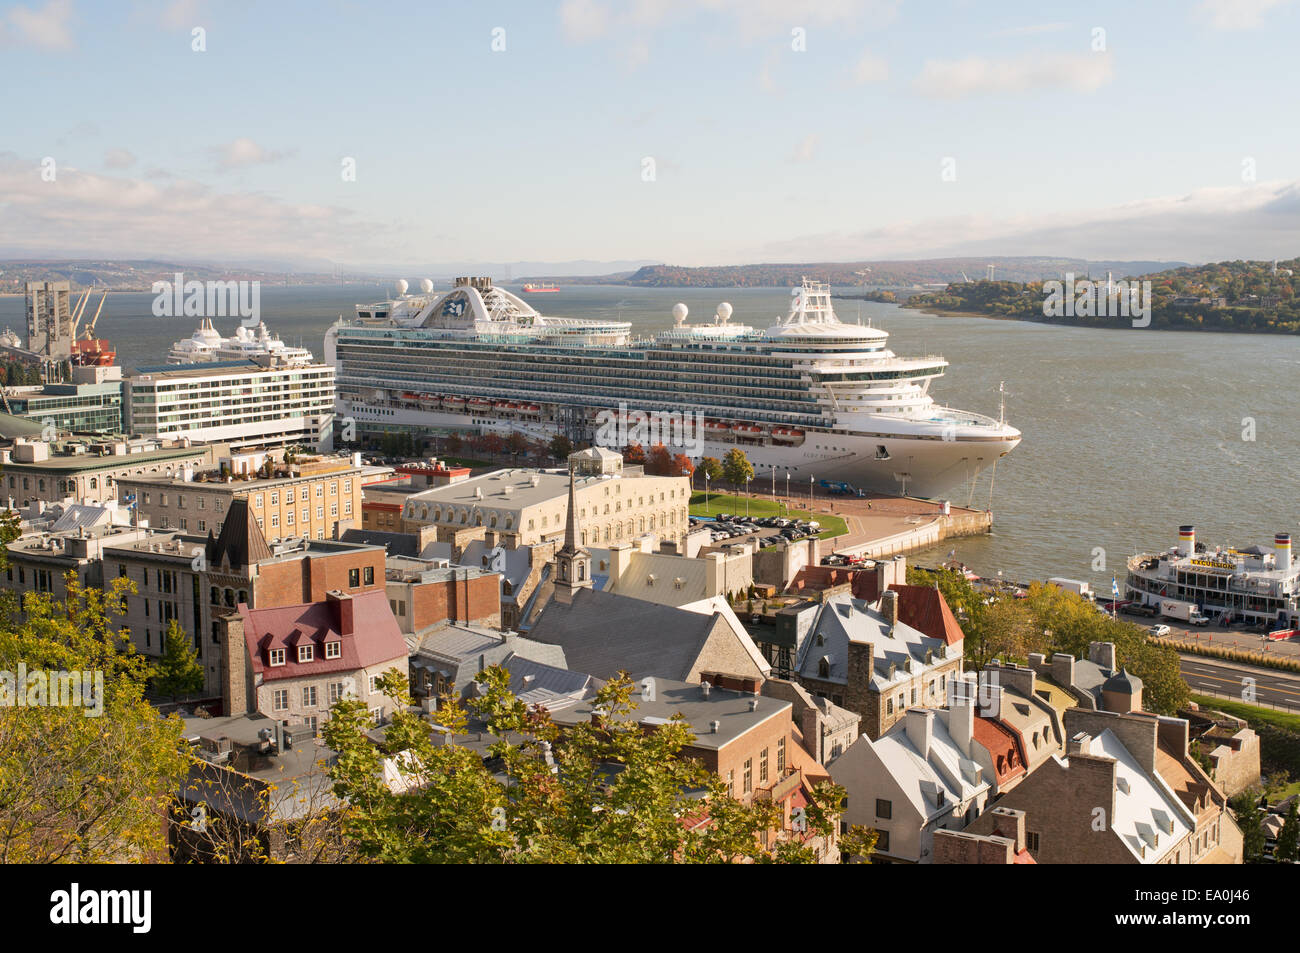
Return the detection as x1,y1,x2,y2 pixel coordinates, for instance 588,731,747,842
326,276,1022,498
1125,525,1300,628
167,318,314,365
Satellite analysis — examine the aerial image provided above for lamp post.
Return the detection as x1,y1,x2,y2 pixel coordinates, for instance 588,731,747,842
704,471,710,513
809,475,815,511
745,475,752,518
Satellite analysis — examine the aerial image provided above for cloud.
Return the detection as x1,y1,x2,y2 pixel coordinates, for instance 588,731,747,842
103,149,137,170
914,51,1113,99
988,22,1071,38
0,151,392,262
851,52,888,84
559,0,610,42
213,137,291,170
1196,0,1292,30
789,134,817,162
754,180,1300,262
0,0,76,50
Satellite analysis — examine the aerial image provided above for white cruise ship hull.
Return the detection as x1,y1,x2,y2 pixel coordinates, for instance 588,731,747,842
337,400,1015,499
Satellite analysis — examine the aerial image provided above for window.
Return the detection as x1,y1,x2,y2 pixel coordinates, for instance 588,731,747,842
298,644,314,663
369,675,382,694
777,737,786,772
302,686,318,707
759,748,769,784
197,520,206,532
743,758,753,794
315,485,323,498
272,689,288,711
325,641,341,659
343,480,352,493
329,682,346,703
875,830,890,852
349,568,360,588
268,648,286,666
329,482,337,495
370,707,384,726
363,566,374,585
270,491,279,505
876,799,892,819
886,697,893,716
1026,832,1040,853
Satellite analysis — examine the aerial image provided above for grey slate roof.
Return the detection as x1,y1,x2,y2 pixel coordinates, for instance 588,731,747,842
526,587,720,683
339,528,423,558
409,622,567,694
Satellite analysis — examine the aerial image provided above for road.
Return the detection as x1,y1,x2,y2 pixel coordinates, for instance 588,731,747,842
1179,656,1300,712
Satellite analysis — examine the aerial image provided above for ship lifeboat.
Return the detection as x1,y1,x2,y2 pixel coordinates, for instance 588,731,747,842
468,398,493,411
521,403,541,415
704,419,733,435
444,396,467,410
772,427,805,443
734,423,763,436
493,400,512,411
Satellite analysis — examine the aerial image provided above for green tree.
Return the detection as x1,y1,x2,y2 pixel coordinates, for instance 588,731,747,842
1276,799,1299,863
698,456,723,484
548,434,573,461
324,667,847,863
721,448,754,492
0,576,189,862
1231,789,1267,863
152,620,205,702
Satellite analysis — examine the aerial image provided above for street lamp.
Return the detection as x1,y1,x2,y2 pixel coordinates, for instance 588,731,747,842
745,475,752,518
809,474,815,511
704,471,710,513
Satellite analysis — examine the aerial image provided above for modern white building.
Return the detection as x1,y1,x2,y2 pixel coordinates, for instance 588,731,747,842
124,356,335,452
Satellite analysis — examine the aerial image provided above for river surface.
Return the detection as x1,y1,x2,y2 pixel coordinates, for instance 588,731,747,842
2,283,1295,588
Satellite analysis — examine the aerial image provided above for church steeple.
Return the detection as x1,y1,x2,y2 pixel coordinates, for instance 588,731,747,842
553,460,591,602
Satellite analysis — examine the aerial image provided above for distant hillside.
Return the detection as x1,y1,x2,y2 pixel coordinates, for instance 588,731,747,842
903,257,1300,334
537,257,1188,289
0,259,349,293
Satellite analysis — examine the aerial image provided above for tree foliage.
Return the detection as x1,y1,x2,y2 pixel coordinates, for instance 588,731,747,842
151,620,205,702
0,576,189,862
721,448,754,491
323,668,858,863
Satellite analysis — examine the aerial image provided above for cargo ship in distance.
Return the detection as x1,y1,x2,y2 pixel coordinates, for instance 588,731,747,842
327,276,1022,498
522,282,560,293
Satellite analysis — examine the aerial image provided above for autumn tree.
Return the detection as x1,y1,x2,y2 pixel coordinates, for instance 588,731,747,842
672,453,694,477
721,448,754,492
506,431,530,462
698,456,723,484
623,442,646,465
324,667,858,863
646,443,672,476
0,576,189,862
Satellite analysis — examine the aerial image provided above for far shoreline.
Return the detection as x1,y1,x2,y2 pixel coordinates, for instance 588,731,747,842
903,304,1300,336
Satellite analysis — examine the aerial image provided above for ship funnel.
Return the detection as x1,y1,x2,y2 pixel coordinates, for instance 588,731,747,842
1178,525,1195,557
1276,533,1292,572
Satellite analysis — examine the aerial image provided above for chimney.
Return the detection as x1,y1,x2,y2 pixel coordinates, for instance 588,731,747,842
1088,641,1117,672
1276,533,1292,573
1178,524,1195,557
1050,651,1075,687
949,683,975,758
748,698,759,712
1068,731,1093,756
880,589,899,631
701,680,712,699
709,720,721,734
327,589,354,636
905,708,934,761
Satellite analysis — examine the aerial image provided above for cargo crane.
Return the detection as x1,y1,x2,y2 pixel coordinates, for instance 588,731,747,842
69,291,115,367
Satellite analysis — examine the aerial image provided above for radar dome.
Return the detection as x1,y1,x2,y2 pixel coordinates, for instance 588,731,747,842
671,303,688,326
716,302,733,322
395,279,409,295
419,278,434,293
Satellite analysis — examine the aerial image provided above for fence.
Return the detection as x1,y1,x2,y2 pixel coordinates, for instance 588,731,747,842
1190,685,1300,717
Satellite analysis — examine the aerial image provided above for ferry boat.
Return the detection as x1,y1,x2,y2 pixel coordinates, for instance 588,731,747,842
167,317,314,365
522,283,560,293
327,276,1022,498
1125,524,1300,628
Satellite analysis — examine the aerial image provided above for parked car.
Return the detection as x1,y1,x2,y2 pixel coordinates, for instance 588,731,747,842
1150,624,1172,638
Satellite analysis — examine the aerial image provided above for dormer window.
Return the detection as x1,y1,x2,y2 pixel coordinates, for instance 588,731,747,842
268,648,286,666
325,641,341,659
298,644,314,663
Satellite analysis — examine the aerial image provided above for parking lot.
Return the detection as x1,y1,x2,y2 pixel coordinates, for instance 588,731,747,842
691,512,823,548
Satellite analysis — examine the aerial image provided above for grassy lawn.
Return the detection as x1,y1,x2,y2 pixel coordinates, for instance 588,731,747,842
689,492,848,539
1190,694,1300,734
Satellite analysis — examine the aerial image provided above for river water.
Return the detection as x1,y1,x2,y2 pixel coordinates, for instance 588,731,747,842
2,283,1294,588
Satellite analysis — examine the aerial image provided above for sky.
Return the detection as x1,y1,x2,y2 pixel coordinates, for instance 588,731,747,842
2,0,1299,270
